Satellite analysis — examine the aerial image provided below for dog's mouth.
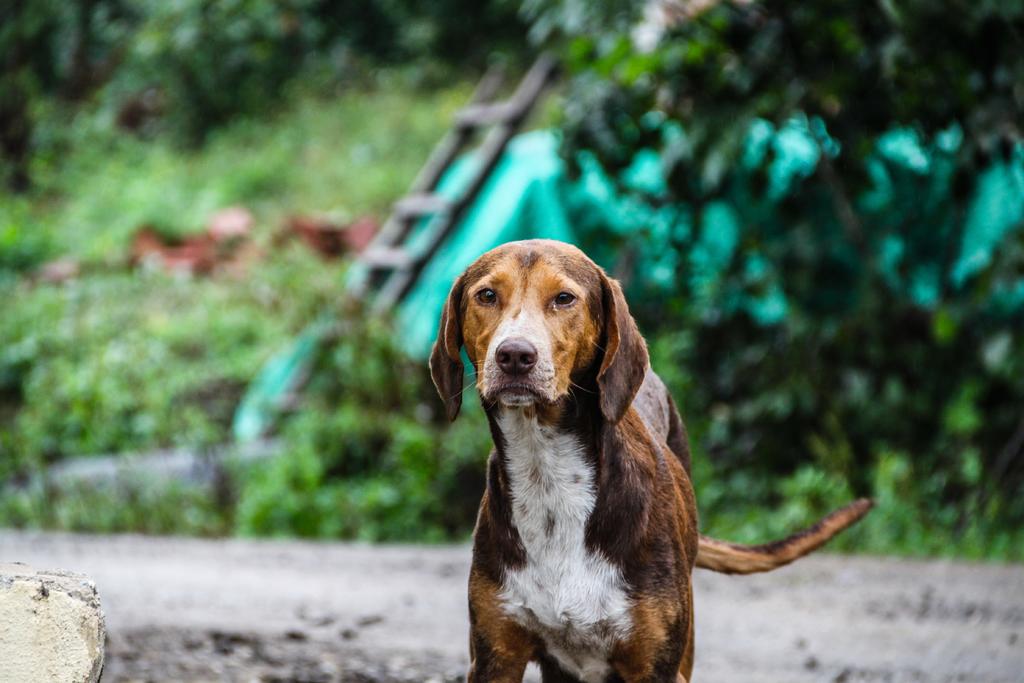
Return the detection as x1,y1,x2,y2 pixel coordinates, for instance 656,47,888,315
487,381,545,407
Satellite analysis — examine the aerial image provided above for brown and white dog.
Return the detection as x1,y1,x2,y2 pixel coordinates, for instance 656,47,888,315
429,239,872,683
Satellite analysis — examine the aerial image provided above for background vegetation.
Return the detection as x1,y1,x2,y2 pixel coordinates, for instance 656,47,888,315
544,0,1024,559
2,1,1022,560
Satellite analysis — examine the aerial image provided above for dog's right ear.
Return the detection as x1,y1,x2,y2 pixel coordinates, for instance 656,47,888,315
429,275,465,422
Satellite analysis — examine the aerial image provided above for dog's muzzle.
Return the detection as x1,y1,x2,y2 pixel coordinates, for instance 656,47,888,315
482,312,558,406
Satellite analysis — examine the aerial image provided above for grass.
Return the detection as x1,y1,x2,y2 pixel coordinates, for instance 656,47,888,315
0,252,339,471
1,79,469,469
16,81,471,264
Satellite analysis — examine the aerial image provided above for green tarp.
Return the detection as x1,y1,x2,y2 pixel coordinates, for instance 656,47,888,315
395,124,1024,358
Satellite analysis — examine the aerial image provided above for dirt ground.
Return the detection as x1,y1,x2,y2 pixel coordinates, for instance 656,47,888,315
1,531,1021,683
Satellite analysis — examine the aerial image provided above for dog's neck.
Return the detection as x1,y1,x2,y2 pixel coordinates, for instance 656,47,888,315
495,407,593,516
480,392,652,572
485,391,601,459
492,404,596,485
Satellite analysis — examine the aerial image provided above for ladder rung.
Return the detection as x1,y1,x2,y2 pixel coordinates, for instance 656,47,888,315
360,246,416,269
393,193,454,218
455,101,522,128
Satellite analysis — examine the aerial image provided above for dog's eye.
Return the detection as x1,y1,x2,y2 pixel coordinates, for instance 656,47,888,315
475,288,497,305
553,291,576,307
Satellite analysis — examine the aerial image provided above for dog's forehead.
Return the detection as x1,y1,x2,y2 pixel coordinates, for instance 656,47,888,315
462,240,599,289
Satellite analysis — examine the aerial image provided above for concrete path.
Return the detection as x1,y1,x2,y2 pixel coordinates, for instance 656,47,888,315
1,531,1021,682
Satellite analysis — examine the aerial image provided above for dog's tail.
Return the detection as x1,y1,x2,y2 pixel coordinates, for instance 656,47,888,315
696,498,873,574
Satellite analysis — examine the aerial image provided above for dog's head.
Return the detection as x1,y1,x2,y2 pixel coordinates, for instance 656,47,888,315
429,239,648,423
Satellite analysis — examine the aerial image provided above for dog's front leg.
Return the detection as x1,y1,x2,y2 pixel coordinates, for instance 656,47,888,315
610,599,691,683
609,668,687,683
467,630,533,683
610,638,686,683
467,572,535,683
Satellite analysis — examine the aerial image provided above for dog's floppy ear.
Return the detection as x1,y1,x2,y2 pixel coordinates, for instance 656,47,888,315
597,272,648,424
429,275,466,422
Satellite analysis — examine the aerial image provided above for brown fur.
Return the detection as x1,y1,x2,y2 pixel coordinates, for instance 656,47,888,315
468,569,538,682
429,240,871,682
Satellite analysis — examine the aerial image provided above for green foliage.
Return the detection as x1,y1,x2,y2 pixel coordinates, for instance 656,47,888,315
550,0,1023,203
236,318,491,541
1,0,526,188
0,83,491,541
0,200,55,280
21,84,467,262
0,250,342,480
107,0,472,142
0,80,458,482
3,1,1023,559
0,476,230,536
691,449,1024,562
540,0,1024,559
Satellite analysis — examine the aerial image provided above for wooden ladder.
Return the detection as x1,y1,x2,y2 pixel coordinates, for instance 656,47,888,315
348,54,558,312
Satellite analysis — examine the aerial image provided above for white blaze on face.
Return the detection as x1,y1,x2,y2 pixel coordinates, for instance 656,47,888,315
483,307,557,405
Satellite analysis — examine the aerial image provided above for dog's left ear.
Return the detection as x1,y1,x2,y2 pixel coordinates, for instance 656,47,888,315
597,272,649,424
429,275,466,422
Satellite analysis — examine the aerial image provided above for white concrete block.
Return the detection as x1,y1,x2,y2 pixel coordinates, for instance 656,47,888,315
0,563,105,683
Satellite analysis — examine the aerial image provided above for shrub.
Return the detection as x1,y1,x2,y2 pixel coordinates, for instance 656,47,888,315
236,310,492,541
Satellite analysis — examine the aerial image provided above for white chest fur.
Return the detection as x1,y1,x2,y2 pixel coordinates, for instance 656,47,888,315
497,410,632,683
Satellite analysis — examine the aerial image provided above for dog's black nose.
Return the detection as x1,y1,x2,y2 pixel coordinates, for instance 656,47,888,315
496,339,537,376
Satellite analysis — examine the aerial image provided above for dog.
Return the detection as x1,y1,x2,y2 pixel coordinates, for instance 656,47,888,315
429,239,872,683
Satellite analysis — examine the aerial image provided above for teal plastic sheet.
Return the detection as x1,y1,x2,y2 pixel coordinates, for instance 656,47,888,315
394,132,577,358
394,125,1024,358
